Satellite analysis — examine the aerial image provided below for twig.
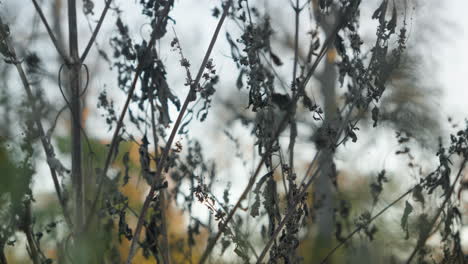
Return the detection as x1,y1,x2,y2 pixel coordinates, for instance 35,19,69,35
30,0,71,64
80,0,113,62
126,2,233,262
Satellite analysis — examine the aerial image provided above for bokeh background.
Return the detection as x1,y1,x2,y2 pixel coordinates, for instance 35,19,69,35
1,0,467,262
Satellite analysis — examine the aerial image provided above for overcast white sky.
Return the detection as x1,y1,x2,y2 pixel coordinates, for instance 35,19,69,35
439,0,468,121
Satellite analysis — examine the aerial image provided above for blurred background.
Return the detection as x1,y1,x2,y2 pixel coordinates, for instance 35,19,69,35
0,0,467,263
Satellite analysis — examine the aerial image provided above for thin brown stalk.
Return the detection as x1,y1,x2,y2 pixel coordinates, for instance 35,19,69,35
125,2,232,262
67,0,84,234
80,0,113,62
30,0,71,64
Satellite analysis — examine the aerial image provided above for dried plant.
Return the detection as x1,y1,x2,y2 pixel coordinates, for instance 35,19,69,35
0,0,466,263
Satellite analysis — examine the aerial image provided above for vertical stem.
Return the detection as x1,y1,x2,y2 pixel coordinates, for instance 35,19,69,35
67,0,83,234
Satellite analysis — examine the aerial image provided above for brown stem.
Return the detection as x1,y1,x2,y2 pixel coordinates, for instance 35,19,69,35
67,0,84,235
80,0,113,62
30,0,71,64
